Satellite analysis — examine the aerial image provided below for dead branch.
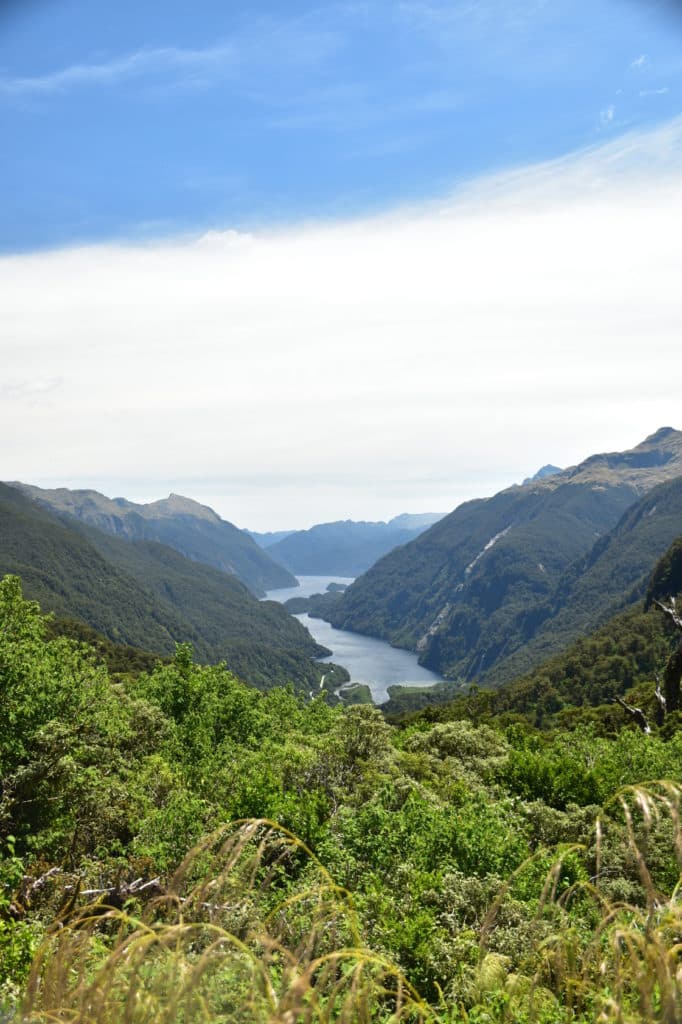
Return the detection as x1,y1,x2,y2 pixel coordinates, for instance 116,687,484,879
654,597,682,631
63,876,162,899
613,696,651,734
24,866,62,899
653,597,682,714
654,676,667,727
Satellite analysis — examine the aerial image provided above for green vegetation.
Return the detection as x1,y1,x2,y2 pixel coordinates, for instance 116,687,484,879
47,615,166,674
381,679,466,715
284,589,344,617
647,535,682,607
387,603,669,727
388,535,682,731
495,473,682,683
326,430,682,685
2,572,682,1022
11,482,296,595
337,681,374,704
0,483,333,693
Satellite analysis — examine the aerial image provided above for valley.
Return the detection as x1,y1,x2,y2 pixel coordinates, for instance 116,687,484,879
6,428,682,709
5,3,682,1016
322,428,682,685
267,575,444,703
3,428,682,1024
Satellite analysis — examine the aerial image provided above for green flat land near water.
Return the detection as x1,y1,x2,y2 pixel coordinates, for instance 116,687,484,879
337,681,374,704
381,679,467,714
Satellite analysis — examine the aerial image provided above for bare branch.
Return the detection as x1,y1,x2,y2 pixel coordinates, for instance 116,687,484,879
654,675,667,727
24,866,62,899
613,695,651,734
654,597,682,631
652,597,682,714
64,876,162,899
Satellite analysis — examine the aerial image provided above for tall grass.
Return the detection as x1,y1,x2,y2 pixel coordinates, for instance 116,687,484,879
523,782,682,1023
17,788,682,1023
21,820,429,1023
587,782,682,1023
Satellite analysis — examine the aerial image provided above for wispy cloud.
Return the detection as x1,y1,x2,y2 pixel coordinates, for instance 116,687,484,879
0,377,63,401
0,19,342,98
631,54,647,69
0,45,235,96
640,87,669,97
600,105,615,125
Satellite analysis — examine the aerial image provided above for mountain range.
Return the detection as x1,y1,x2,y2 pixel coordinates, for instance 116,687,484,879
5,427,682,703
319,427,682,685
11,484,295,596
0,482,329,692
253,512,445,577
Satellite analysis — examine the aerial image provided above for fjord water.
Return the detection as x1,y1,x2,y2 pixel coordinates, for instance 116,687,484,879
266,575,443,704
265,575,355,602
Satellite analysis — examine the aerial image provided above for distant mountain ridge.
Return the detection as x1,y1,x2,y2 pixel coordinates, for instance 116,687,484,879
10,484,295,596
322,428,682,683
249,529,296,548
522,464,562,485
0,482,328,692
262,512,445,576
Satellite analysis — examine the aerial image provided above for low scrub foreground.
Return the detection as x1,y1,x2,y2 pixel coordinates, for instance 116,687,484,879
1,575,681,1021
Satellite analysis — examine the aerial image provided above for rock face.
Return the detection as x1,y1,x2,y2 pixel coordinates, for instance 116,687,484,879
9,484,296,595
323,429,682,684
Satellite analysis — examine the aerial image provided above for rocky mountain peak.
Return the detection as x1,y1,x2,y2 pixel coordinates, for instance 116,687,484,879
146,493,222,522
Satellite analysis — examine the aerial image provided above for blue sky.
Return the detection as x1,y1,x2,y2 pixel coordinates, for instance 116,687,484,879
2,0,681,252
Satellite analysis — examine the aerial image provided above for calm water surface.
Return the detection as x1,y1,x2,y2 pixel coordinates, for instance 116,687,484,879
266,575,355,602
266,575,443,704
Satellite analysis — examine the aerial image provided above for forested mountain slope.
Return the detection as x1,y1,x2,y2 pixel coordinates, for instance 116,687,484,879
0,483,328,690
0,482,183,651
264,512,444,576
10,483,295,595
392,533,682,733
493,474,682,682
325,428,682,682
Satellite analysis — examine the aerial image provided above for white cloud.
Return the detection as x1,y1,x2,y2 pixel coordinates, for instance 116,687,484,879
640,87,669,97
600,104,615,124
2,117,682,528
631,54,647,69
